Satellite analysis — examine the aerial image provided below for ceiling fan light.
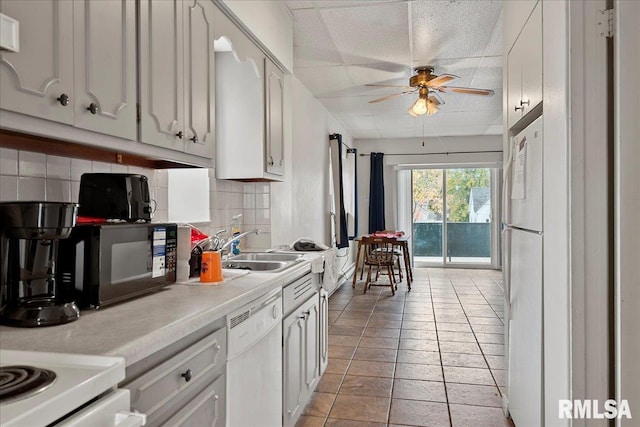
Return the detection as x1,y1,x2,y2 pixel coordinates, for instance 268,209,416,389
426,99,439,116
410,97,428,116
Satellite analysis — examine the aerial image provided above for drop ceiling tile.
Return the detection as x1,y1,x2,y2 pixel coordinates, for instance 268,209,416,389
458,89,503,112
351,129,382,139
483,8,503,57
425,111,502,127
319,96,377,116
374,112,417,131
339,114,379,131
294,66,355,97
292,9,344,67
469,56,502,89
483,124,503,135
284,0,316,10
378,127,420,139
411,0,502,61
345,63,412,87
320,2,411,65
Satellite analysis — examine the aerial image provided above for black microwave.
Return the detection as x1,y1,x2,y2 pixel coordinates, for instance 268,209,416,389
58,223,177,308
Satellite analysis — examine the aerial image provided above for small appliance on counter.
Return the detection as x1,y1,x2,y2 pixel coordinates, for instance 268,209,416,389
0,202,80,327
58,222,177,308
77,173,152,222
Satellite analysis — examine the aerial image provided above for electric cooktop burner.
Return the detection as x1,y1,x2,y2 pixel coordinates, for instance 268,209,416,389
0,366,56,403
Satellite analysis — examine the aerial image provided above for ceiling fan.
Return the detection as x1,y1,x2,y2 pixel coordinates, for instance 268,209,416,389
366,66,495,116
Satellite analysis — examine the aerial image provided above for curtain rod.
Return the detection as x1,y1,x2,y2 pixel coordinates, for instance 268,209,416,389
329,133,354,151
359,150,503,157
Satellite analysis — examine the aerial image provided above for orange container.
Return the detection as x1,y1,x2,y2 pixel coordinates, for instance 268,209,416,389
200,251,223,283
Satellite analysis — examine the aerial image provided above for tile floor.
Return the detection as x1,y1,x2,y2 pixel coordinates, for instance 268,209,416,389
296,267,515,427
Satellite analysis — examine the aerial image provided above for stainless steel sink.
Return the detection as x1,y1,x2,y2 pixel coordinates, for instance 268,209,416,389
222,258,302,273
229,253,303,262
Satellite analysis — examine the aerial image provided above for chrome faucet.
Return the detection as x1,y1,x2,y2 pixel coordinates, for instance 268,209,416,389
219,229,261,257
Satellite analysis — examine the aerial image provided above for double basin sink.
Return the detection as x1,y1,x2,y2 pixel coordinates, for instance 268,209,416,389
222,252,304,273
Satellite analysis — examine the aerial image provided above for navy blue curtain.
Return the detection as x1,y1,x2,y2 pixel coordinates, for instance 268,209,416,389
368,153,385,233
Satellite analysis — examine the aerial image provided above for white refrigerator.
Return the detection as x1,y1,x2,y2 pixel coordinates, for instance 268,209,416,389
503,115,543,426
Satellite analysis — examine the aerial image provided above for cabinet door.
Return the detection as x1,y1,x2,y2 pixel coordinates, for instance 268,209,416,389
183,0,215,158
0,0,73,124
73,0,136,140
265,59,284,176
303,296,320,393
161,374,225,427
283,308,305,427
506,43,522,130
318,289,329,376
519,1,542,115
139,0,185,151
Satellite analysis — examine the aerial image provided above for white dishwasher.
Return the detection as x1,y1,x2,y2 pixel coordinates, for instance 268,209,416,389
226,288,283,427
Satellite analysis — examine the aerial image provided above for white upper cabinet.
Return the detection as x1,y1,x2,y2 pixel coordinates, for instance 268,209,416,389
265,58,284,176
214,7,285,181
0,0,75,125
506,1,542,129
139,0,215,158
183,0,216,158
0,0,136,140
73,0,136,140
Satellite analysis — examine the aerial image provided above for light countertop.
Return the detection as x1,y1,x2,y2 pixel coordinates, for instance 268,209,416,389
0,258,316,366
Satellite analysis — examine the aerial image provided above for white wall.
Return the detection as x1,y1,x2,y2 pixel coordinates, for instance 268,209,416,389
354,135,502,234
271,76,354,247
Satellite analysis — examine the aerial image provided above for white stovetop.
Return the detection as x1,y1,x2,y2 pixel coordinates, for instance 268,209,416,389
0,350,125,427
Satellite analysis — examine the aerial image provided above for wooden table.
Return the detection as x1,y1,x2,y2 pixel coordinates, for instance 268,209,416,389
352,234,413,289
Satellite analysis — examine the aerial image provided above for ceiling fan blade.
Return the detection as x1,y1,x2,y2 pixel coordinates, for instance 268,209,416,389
429,92,445,105
368,90,416,103
426,73,459,88
437,86,495,96
365,83,413,89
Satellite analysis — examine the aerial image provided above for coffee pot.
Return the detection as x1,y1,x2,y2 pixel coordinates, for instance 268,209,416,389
0,201,80,327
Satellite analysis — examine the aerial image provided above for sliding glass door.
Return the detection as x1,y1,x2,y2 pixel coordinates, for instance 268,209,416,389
412,167,494,266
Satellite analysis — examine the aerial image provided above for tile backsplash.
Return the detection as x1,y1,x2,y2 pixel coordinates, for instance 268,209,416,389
0,148,271,249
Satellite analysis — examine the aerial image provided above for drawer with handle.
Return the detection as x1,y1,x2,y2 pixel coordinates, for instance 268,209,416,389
124,327,226,426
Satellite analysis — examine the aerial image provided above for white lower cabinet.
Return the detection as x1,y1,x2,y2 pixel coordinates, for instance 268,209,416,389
161,374,225,427
283,293,320,427
319,289,329,376
124,327,226,427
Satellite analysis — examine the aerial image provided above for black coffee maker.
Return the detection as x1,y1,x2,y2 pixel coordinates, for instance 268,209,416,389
0,201,80,327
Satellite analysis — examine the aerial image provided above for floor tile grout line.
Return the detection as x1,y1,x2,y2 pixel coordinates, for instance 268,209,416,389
464,269,506,325
425,268,454,427
444,270,504,395
322,282,386,425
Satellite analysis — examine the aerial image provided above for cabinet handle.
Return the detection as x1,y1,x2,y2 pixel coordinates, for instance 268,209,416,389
514,105,524,112
57,94,70,106
520,99,530,106
87,103,98,114
298,310,311,319
268,156,274,166
176,131,183,139
190,136,198,143
180,369,192,382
